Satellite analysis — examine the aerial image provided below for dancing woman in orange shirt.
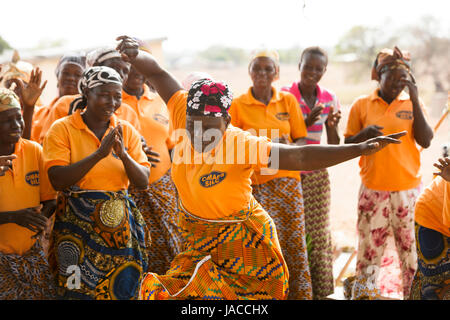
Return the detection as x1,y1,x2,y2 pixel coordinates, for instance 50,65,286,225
230,49,312,299
344,47,434,298
116,35,406,300
0,89,57,299
43,66,151,299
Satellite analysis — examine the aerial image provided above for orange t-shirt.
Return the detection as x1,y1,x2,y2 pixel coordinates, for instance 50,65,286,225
122,85,173,183
0,138,57,254
43,110,150,191
415,176,450,237
168,90,273,219
30,97,59,143
39,94,142,144
230,87,307,185
344,90,427,191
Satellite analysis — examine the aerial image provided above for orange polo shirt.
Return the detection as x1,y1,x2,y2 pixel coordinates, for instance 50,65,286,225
30,97,59,143
43,110,150,191
344,90,427,191
168,90,272,219
122,85,173,183
38,94,141,144
0,138,57,255
415,176,450,237
230,87,307,185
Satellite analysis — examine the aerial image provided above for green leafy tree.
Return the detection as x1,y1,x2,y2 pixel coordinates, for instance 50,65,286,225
0,35,11,54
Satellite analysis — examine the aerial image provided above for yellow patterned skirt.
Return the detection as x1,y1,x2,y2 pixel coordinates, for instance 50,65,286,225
139,198,289,300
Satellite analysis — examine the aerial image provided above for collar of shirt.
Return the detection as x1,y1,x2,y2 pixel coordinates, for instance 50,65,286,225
240,86,283,106
288,82,325,112
122,84,155,103
70,109,118,133
369,89,410,103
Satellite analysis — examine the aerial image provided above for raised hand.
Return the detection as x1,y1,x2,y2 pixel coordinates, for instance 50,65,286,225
360,131,406,156
361,125,384,141
433,157,450,182
116,36,140,62
326,106,341,128
0,154,16,176
96,126,118,159
400,73,419,102
10,67,47,110
305,103,324,127
112,123,127,160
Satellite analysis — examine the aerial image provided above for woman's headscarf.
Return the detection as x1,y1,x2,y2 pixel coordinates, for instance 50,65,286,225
187,78,233,118
0,88,21,113
371,46,411,81
86,47,123,68
55,52,86,78
0,50,34,87
69,66,122,114
248,48,280,80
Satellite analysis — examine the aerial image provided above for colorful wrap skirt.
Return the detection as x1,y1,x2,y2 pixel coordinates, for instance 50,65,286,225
49,188,151,300
129,170,184,274
139,198,289,300
0,241,57,300
409,223,450,300
300,169,334,298
252,177,313,300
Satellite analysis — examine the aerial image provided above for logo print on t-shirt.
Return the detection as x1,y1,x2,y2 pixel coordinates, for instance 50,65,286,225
396,110,413,120
153,113,169,125
199,171,227,188
25,171,40,186
275,112,290,121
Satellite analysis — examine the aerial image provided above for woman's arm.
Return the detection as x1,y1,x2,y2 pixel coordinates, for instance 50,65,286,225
0,207,47,233
116,36,182,105
48,127,117,191
401,77,433,148
325,106,341,145
114,125,149,189
273,132,406,171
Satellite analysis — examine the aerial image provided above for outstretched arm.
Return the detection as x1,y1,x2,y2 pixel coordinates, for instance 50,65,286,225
116,36,182,105
272,131,406,171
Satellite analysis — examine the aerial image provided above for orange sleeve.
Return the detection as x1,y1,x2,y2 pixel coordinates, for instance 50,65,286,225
241,130,272,170
443,180,450,229
344,99,363,137
39,97,73,143
229,101,240,128
286,94,307,140
122,121,151,169
37,143,57,202
167,90,188,131
42,121,71,173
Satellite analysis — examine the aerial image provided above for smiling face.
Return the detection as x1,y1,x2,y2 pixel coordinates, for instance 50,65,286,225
0,108,24,146
57,63,84,97
186,114,229,153
378,68,408,103
249,57,278,90
299,52,327,88
100,58,130,84
123,66,145,93
85,83,122,122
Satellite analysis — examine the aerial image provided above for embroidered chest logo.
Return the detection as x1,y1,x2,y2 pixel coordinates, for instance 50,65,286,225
153,113,169,125
275,112,290,121
396,110,413,120
199,171,227,188
25,171,40,186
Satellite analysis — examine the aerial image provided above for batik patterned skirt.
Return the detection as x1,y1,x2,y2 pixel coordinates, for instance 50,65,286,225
129,171,184,275
301,169,334,298
252,177,313,300
49,188,151,300
409,224,450,300
139,198,289,300
0,241,57,300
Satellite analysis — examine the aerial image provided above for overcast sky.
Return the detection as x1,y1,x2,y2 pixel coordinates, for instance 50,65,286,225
1,0,449,53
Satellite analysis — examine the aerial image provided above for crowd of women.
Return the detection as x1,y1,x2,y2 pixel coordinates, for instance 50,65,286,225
0,35,448,300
